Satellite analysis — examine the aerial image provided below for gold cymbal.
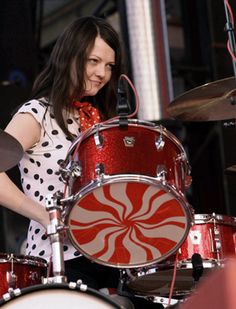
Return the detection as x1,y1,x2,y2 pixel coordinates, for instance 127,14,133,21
167,77,236,121
0,130,23,172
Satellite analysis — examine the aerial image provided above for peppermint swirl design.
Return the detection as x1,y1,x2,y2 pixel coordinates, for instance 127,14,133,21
69,182,188,267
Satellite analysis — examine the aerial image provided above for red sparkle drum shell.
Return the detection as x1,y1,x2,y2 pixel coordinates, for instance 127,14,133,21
0,253,47,297
176,213,236,261
125,213,236,297
69,119,191,195
0,283,122,308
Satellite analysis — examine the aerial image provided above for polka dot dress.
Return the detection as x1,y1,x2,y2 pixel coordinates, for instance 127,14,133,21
16,99,82,262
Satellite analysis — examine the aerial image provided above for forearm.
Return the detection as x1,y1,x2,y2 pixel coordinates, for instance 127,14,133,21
0,172,50,229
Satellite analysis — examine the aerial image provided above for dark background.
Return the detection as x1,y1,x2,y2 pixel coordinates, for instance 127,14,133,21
1,0,236,254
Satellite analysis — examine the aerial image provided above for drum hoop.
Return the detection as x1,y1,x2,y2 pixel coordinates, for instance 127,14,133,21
194,213,236,225
0,283,122,308
0,253,47,267
64,119,189,169
67,174,193,268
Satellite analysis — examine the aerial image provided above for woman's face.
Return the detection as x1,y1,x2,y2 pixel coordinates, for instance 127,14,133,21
83,36,115,97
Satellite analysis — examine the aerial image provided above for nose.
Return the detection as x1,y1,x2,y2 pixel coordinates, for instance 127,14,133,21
95,64,106,78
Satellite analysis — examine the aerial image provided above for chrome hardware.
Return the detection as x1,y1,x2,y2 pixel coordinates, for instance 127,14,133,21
123,136,135,147
95,163,105,179
94,125,104,148
156,165,167,181
155,126,165,151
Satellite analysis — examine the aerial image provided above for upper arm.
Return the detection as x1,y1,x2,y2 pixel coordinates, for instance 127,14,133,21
5,113,41,151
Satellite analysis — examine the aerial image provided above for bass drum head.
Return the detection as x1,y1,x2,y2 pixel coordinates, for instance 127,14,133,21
67,176,192,268
0,283,122,309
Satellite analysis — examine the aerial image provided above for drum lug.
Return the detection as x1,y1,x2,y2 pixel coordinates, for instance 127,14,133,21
6,271,17,290
95,163,105,179
70,161,82,178
155,135,165,151
156,164,167,181
155,125,165,151
94,129,104,148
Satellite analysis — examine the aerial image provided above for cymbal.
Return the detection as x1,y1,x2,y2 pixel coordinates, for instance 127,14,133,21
167,77,236,121
225,165,236,175
0,130,23,172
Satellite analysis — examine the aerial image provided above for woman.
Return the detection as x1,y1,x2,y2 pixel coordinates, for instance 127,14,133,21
0,15,122,289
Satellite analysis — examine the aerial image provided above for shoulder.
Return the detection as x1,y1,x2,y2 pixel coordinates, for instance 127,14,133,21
15,98,52,124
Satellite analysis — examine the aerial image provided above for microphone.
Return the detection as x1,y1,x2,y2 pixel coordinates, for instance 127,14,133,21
191,253,204,282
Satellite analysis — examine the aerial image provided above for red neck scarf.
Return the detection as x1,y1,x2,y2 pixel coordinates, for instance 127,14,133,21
73,101,101,132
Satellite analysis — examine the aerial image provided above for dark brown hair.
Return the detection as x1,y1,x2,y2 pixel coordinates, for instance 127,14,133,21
31,16,123,139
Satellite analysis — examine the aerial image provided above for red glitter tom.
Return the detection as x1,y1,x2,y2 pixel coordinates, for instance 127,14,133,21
125,213,236,297
0,253,47,297
63,119,192,268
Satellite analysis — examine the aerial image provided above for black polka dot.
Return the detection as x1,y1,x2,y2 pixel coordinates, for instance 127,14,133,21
56,145,63,149
66,136,71,141
39,250,45,256
63,245,68,252
52,130,59,135
41,234,47,240
31,235,34,241
36,161,41,167
34,191,40,197
26,243,29,249
32,244,36,249
26,184,31,190
48,185,54,191
47,169,53,175
57,159,63,165
50,113,55,119
40,178,44,184
27,150,34,154
25,102,31,106
28,251,31,255
67,119,73,124
39,196,44,201
23,168,28,173
74,251,80,257
34,174,39,180
31,108,38,114
42,141,49,147
29,226,32,231
30,158,35,163
21,178,24,184
44,153,51,158
35,229,40,234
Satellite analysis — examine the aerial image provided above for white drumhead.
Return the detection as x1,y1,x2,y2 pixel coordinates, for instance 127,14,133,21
1,285,120,309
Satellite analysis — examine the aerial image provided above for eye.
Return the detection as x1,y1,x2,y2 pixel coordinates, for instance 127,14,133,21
88,58,98,64
106,63,115,71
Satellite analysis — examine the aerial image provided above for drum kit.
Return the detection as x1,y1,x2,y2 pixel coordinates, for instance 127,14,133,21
0,76,236,308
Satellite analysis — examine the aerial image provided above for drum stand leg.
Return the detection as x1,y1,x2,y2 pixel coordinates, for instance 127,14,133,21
44,193,67,284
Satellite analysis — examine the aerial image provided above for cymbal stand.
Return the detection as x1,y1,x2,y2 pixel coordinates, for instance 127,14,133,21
223,0,236,78
44,192,67,284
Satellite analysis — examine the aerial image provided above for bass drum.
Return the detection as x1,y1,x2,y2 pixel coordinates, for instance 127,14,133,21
0,283,123,309
63,119,192,269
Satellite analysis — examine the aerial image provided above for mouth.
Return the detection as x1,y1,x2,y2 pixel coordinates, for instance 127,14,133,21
90,80,102,87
